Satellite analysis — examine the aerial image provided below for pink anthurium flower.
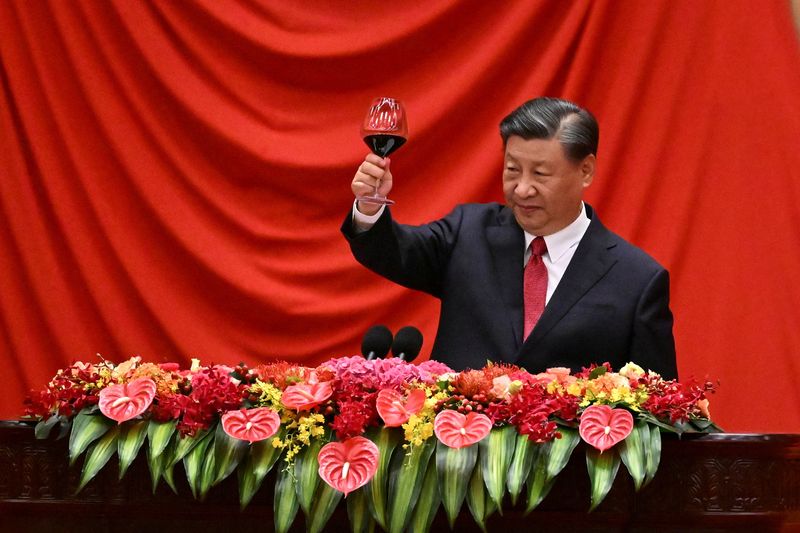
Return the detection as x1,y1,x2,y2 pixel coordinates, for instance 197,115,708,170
376,388,426,427
318,436,380,496
98,377,157,423
281,380,333,411
433,410,492,449
579,404,634,452
221,407,281,443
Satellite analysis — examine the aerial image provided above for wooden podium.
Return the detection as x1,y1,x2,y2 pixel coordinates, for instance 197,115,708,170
1,421,798,532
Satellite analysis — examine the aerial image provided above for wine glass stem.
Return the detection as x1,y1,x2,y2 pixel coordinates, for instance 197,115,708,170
374,178,381,197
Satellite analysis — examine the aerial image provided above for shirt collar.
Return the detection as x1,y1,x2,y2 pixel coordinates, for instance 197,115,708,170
524,203,591,262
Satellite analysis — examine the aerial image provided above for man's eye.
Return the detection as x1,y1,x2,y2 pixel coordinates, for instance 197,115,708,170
506,166,519,172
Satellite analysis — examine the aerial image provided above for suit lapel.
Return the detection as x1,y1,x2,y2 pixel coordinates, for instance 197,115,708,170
526,214,618,346
486,207,525,357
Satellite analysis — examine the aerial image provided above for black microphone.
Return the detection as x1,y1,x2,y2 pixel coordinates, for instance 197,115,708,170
391,326,423,362
361,325,393,360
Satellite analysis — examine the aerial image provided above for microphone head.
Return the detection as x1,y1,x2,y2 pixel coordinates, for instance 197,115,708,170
361,325,393,359
391,326,423,362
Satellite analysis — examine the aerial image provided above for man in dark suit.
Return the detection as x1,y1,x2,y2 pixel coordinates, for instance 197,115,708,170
342,97,678,379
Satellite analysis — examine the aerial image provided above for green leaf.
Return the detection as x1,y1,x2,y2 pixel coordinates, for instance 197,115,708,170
146,420,177,492
407,451,439,533
117,419,148,479
169,428,210,467
212,422,248,486
387,438,436,533
588,366,607,379
364,427,402,530
524,429,579,514
295,438,324,517
618,421,648,490
524,442,554,513
76,425,120,493
638,412,681,434
162,460,178,493
197,436,217,501
643,425,662,487
307,479,343,533
34,415,60,440
68,410,114,465
182,430,214,499
346,487,376,533
467,454,496,533
507,433,535,506
238,431,284,509
546,427,580,479
274,465,300,533
479,425,516,510
586,448,621,512
436,440,478,528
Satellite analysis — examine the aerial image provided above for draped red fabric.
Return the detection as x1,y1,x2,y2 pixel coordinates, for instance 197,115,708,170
1,0,799,432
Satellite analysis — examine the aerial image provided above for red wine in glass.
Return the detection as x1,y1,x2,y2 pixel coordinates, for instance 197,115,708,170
358,97,408,205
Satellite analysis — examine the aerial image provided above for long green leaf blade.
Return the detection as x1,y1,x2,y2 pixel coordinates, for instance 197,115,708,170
436,441,478,528
182,430,214,499
524,441,554,513
212,422,248,486
586,448,621,512
643,425,662,487
77,425,120,493
69,410,114,466
364,427,401,530
546,427,580,479
407,446,439,533
507,432,535,505
274,465,300,533
294,438,324,517
479,425,516,510
619,421,648,490
146,420,177,492
169,428,209,467
238,432,284,509
346,487,376,533
466,454,493,533
307,479,344,533
198,436,217,501
117,419,148,479
387,438,435,533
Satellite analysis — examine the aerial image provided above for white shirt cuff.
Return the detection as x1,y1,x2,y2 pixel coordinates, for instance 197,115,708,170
352,201,385,233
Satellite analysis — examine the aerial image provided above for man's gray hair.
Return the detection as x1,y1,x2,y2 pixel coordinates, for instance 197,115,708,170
499,97,599,162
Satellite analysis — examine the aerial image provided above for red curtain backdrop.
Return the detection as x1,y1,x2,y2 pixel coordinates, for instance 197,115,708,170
1,0,799,432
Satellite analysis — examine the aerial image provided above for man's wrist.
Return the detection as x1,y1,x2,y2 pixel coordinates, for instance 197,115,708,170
355,200,381,217
352,201,385,232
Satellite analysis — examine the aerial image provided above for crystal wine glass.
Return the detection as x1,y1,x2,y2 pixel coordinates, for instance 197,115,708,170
358,96,408,205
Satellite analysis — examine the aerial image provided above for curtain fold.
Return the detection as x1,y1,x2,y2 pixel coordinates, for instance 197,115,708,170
1,0,799,432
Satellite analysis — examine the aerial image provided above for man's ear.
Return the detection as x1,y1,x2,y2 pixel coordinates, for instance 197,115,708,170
581,154,596,187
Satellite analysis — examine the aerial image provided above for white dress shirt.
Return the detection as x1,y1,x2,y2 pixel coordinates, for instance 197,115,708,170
524,203,591,304
352,201,591,304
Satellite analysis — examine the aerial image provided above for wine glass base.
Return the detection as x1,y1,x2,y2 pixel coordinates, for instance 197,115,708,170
356,194,395,206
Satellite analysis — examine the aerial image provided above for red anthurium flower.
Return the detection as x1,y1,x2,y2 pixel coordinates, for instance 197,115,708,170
98,378,157,423
579,404,634,452
281,381,333,411
318,436,380,496
221,407,281,443
376,388,426,427
433,410,492,449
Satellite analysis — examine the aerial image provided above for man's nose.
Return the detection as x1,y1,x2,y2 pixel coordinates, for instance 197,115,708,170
515,179,537,198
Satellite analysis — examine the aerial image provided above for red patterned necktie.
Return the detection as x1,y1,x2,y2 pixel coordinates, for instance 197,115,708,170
523,236,548,340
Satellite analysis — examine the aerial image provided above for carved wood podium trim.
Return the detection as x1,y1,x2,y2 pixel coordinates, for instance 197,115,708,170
1,421,798,532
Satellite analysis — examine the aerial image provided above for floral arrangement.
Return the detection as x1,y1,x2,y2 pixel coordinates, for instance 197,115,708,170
25,356,718,533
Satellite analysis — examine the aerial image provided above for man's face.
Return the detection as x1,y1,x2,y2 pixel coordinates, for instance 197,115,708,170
502,135,595,236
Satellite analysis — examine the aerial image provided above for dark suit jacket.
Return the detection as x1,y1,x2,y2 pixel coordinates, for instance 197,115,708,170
342,203,678,379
